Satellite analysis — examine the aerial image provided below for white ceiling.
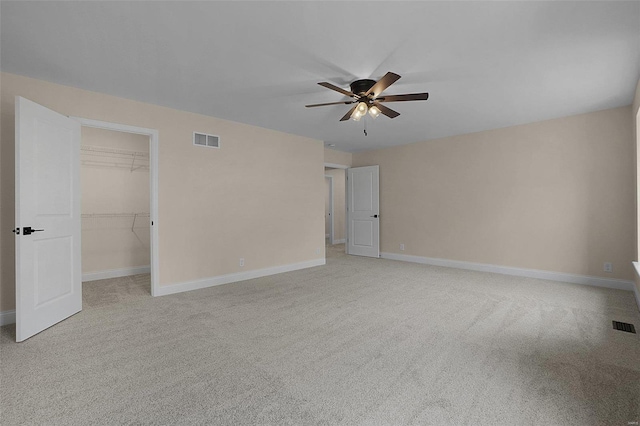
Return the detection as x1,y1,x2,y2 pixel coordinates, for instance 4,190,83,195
2,1,639,152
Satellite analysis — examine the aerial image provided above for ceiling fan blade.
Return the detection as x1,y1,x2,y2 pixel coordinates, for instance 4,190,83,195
318,82,356,98
373,101,400,119
340,105,358,121
376,92,429,103
365,72,401,97
305,100,355,108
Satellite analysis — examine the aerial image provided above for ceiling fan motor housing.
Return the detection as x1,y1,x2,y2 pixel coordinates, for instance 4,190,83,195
350,79,376,96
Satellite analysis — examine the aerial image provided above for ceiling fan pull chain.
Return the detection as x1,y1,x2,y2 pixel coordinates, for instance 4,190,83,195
363,120,368,136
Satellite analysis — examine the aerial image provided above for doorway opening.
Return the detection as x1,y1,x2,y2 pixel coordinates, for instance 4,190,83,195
74,118,159,298
325,174,333,244
324,164,347,256
80,127,151,305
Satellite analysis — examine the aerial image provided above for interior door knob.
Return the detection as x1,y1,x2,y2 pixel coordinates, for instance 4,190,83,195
23,227,44,235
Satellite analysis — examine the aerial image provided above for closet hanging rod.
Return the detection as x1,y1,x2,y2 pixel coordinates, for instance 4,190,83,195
80,160,149,172
81,145,149,158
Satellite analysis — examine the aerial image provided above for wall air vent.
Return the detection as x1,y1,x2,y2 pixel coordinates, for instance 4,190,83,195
193,132,220,149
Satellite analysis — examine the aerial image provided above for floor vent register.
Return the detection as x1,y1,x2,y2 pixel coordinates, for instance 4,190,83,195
612,321,636,334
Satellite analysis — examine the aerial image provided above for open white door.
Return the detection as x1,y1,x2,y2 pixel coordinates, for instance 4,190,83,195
346,165,379,258
15,97,82,342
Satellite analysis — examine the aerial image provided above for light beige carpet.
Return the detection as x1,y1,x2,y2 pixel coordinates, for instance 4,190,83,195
1,244,639,425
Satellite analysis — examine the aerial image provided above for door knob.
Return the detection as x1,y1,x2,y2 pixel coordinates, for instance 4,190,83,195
370,214,379,218
23,227,44,235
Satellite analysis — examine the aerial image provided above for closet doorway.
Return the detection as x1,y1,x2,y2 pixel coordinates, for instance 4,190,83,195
75,118,159,299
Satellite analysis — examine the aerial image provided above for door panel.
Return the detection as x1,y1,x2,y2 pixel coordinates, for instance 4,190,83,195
34,236,74,306
353,220,373,246
35,122,74,214
16,96,82,342
352,173,373,211
347,165,379,258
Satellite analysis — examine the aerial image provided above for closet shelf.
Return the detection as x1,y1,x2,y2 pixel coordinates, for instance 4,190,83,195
81,145,149,171
81,213,150,219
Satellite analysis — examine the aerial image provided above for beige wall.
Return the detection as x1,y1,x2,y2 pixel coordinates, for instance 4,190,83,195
81,127,150,274
324,148,352,167
325,168,346,242
0,72,324,311
353,106,635,281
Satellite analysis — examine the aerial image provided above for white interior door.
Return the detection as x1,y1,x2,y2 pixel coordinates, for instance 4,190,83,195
15,96,82,342
347,165,379,258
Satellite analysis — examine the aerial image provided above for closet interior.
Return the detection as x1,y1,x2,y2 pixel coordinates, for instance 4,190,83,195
80,127,151,285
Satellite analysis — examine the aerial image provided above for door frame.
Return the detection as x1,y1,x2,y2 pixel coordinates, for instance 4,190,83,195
71,117,160,297
324,162,348,252
324,174,333,245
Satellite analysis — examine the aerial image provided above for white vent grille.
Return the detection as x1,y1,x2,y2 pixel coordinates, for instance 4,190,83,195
193,132,220,148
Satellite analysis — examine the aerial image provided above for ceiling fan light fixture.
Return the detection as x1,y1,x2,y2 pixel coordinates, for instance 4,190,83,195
310,72,428,122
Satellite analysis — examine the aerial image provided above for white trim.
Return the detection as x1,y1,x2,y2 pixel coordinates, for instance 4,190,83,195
155,259,325,297
1,310,16,326
333,239,346,244
72,117,160,297
632,262,640,312
325,174,334,245
82,266,151,282
381,252,635,292
324,162,349,170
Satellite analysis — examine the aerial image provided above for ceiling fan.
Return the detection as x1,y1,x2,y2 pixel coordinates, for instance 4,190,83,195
305,72,429,121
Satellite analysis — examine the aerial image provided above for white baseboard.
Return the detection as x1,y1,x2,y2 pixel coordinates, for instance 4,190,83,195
381,252,635,292
0,309,16,326
82,266,151,282
155,258,326,297
333,239,346,244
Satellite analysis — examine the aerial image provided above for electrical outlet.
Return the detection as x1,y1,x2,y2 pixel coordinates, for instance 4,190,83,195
603,262,612,273
400,243,405,251
239,258,244,267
